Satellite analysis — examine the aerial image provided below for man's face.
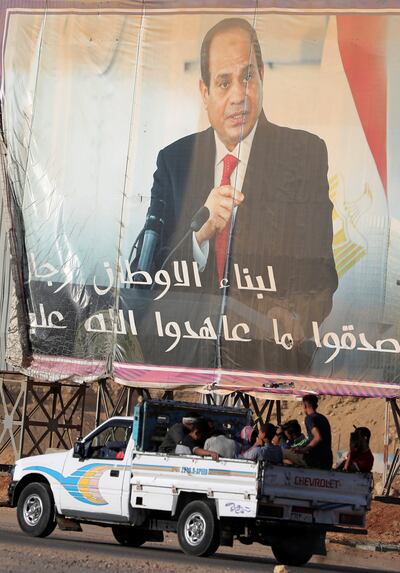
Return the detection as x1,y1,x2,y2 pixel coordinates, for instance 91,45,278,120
200,27,263,151
191,429,203,442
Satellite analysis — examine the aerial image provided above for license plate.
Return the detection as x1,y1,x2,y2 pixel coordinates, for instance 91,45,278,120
291,511,313,523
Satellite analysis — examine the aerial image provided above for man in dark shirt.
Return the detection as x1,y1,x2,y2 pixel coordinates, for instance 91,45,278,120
159,416,197,453
300,394,333,470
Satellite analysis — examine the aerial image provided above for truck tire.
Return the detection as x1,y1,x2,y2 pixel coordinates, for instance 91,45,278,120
17,482,56,538
177,500,219,557
112,525,147,547
271,537,313,567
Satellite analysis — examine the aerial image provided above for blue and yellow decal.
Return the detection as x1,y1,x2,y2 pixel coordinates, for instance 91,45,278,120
25,464,114,506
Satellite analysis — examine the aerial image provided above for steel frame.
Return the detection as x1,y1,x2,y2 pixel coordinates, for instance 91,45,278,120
0,373,86,462
21,380,86,457
94,382,282,429
94,378,173,426
0,374,27,461
204,391,282,427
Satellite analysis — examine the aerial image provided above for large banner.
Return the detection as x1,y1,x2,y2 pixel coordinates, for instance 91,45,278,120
2,1,400,398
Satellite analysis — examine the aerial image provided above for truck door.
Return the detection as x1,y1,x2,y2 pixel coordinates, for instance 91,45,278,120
60,419,132,519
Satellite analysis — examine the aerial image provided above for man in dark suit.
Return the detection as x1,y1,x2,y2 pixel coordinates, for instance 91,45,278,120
141,18,338,373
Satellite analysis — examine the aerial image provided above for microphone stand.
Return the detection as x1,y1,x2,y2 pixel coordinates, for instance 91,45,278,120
155,206,210,275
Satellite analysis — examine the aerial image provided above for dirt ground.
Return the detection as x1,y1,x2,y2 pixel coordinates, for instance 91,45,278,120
0,475,8,505
0,506,398,573
327,500,400,545
364,502,400,544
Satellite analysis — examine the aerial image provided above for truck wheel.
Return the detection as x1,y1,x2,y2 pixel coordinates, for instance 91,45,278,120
17,482,56,538
271,537,313,567
177,500,219,557
112,525,147,547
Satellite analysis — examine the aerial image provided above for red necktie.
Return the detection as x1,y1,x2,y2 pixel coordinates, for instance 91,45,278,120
215,154,239,282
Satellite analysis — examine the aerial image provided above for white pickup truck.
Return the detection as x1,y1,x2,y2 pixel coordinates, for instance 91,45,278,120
8,399,373,566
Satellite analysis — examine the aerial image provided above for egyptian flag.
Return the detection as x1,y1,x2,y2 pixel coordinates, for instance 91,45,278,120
315,16,388,292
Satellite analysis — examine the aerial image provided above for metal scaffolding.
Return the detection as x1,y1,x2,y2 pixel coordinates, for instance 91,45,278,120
0,373,86,460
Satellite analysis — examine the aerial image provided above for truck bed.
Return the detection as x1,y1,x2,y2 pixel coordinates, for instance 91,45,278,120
130,452,259,517
261,465,372,526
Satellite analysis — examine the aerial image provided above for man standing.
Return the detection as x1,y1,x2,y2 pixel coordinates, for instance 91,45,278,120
141,18,338,373
300,394,333,470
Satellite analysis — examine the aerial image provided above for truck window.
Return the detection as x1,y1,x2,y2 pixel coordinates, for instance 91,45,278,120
85,422,132,460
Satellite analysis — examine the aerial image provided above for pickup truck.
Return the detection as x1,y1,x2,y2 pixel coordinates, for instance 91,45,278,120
8,399,373,566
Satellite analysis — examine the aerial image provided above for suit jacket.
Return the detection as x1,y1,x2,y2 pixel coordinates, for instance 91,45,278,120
143,111,338,372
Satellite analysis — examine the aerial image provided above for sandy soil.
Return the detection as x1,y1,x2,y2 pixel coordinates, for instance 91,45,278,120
0,475,9,505
327,500,400,545
366,502,400,543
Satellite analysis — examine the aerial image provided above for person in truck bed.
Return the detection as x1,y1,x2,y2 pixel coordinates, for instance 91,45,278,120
175,418,220,461
276,419,308,450
338,426,374,473
237,425,258,455
158,415,198,453
204,426,240,458
242,423,283,464
283,394,333,470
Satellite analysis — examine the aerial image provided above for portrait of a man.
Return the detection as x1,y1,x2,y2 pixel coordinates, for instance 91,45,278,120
137,17,338,373
4,7,397,386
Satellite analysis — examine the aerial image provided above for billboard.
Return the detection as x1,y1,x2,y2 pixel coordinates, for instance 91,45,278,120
2,1,400,398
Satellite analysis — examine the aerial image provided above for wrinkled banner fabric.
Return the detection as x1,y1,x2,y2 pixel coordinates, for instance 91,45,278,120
1,0,400,398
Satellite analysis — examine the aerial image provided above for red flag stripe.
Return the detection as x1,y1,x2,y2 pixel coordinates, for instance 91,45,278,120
337,15,387,193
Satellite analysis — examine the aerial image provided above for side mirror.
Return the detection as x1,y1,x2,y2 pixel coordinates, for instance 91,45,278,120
73,440,85,459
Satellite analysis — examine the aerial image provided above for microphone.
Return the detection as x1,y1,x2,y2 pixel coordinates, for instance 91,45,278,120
136,198,166,273
190,206,210,232
157,206,210,273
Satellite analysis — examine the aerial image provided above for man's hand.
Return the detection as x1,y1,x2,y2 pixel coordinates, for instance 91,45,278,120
209,451,220,462
294,446,310,455
195,185,244,245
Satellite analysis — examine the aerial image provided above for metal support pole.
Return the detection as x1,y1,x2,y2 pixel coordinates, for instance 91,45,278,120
95,379,104,428
383,399,390,488
48,383,59,449
382,398,400,497
265,400,274,423
125,387,134,416
390,399,400,441
276,400,282,425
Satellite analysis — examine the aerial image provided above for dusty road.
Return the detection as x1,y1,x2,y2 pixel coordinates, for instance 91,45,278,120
0,507,398,573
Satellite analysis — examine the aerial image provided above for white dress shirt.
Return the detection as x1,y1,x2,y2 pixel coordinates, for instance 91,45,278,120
192,121,258,271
